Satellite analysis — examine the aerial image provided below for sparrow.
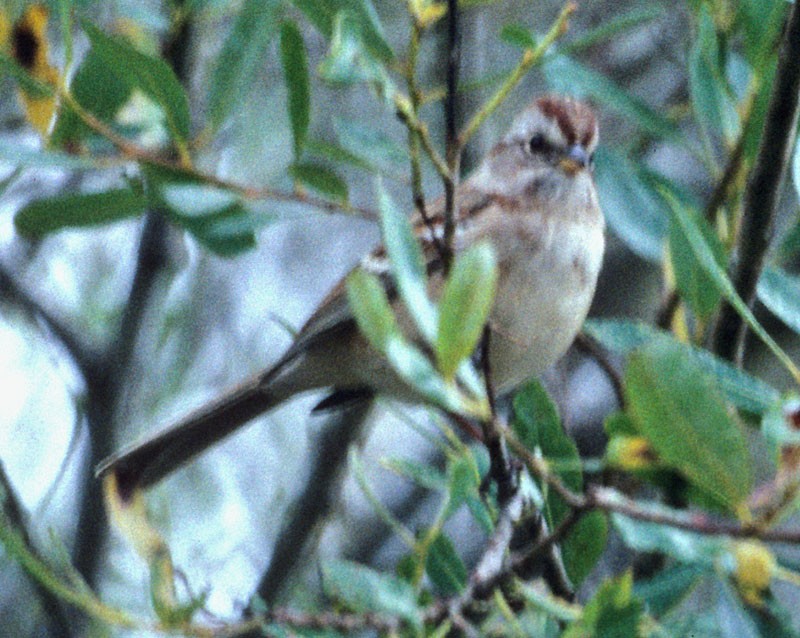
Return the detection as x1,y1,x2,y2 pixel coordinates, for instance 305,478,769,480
98,95,604,492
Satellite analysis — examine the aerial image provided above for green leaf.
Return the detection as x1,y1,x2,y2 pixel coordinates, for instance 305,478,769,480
585,319,779,415
736,0,788,68
613,507,727,564
757,267,800,336
81,22,190,145
689,7,739,146
444,453,480,520
144,165,257,255
513,380,607,585
663,187,800,385
499,24,537,49
346,268,401,352
377,181,438,343
280,21,310,158
0,143,99,169
207,0,279,131
436,243,497,379
593,148,670,262
322,559,421,628
318,11,395,100
15,188,146,237
288,162,348,203
288,0,394,62
426,533,468,595
384,458,446,491
625,339,753,510
305,138,376,173
51,39,133,148
563,572,643,638
634,563,706,618
333,116,408,171
669,209,726,320
565,7,665,54
384,337,478,415
543,56,679,141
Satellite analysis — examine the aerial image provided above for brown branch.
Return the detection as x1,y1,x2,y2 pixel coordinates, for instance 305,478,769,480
711,2,800,362
442,0,461,274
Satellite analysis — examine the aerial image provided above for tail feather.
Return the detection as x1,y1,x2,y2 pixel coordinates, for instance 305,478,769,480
96,378,282,492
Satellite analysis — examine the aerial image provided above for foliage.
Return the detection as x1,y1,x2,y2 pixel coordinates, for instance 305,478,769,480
0,0,800,637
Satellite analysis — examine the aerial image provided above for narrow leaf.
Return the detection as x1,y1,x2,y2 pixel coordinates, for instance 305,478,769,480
689,7,739,145
15,188,146,237
663,189,800,384
634,563,706,617
288,162,348,203
669,210,726,320
288,0,394,62
757,267,800,335
207,0,279,131
513,380,607,585
593,148,670,262
585,319,779,416
144,165,257,256
322,559,421,628
426,534,468,595
377,181,438,343
280,21,310,158
565,7,665,53
346,268,400,351
334,116,408,170
436,243,497,379
612,508,726,564
51,46,132,147
81,22,190,143
625,339,753,510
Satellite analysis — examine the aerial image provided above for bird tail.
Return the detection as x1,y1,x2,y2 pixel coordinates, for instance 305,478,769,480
96,370,290,493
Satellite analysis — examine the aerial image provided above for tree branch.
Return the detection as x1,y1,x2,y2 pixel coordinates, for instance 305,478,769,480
711,2,800,362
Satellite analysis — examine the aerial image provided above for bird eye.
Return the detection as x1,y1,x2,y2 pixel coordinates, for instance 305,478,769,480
528,133,548,154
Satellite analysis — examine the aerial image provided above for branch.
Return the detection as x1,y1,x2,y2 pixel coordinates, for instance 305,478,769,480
442,0,461,273
712,2,800,362
72,9,191,586
458,2,576,148
250,397,374,606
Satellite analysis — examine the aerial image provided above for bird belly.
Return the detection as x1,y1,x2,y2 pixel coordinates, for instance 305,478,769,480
487,218,604,394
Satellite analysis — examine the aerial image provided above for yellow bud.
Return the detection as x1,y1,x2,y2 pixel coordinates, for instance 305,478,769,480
606,435,657,470
418,3,447,28
733,540,775,606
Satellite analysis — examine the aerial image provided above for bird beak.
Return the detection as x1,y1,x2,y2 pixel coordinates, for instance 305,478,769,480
558,144,591,175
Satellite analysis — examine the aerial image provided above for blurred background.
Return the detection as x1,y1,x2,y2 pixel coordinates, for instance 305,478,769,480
0,0,797,635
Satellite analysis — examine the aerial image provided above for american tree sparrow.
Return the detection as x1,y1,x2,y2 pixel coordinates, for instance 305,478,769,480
99,95,604,490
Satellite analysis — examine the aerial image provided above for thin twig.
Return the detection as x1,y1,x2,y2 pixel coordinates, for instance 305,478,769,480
442,0,461,274
711,2,800,363
508,428,800,544
404,10,446,261
458,2,576,148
